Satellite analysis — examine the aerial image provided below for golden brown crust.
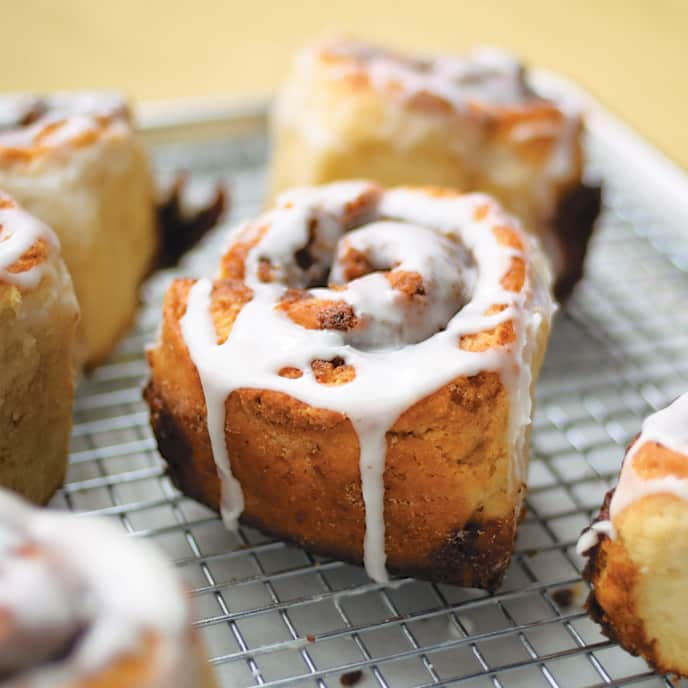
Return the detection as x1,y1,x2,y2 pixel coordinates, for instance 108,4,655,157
583,488,668,672
146,275,521,589
584,536,660,669
145,373,516,591
583,441,688,676
145,271,525,589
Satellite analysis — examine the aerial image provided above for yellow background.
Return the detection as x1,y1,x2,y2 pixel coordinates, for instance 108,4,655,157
2,1,687,167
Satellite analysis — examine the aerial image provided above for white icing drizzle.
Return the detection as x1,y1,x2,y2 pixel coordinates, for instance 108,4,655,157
576,520,616,557
610,393,688,519
577,393,688,555
0,193,59,289
0,92,127,150
0,489,191,686
0,95,40,131
318,40,532,108
179,182,554,582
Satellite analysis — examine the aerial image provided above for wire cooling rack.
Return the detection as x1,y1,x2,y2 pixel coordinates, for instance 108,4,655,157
51,81,688,688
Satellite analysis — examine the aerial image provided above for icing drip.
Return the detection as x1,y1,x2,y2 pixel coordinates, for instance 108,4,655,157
181,279,245,532
578,393,688,554
0,490,189,686
576,520,616,557
179,182,554,582
0,194,59,289
0,92,128,150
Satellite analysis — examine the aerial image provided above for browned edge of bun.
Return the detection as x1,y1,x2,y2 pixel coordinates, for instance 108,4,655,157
581,488,619,636
144,380,516,592
582,485,674,674
156,174,228,269
552,182,602,301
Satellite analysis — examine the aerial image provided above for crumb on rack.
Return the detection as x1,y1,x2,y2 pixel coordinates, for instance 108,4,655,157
552,587,574,609
552,582,584,610
340,670,364,686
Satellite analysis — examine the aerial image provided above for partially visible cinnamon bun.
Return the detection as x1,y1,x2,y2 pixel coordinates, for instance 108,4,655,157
0,92,157,368
0,488,218,687
579,393,688,676
145,181,555,590
271,38,601,299
0,192,78,504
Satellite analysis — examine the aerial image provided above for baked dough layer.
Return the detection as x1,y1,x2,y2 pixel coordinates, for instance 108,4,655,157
581,395,688,676
0,193,79,503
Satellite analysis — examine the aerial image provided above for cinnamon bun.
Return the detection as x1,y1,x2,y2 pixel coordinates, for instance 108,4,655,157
0,192,78,504
579,393,688,676
271,38,601,299
145,181,554,590
0,489,217,687
0,92,157,367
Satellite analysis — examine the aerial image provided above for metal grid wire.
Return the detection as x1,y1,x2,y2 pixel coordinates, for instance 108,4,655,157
50,120,688,688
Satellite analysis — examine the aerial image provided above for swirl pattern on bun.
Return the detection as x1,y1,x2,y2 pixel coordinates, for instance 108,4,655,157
145,181,554,590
